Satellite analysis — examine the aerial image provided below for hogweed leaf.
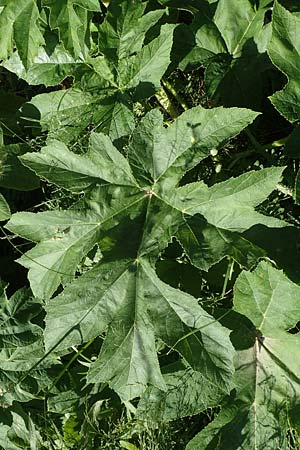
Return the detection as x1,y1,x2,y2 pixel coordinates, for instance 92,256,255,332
19,10,174,144
187,261,300,450
2,45,85,87
0,0,45,69
268,1,300,122
214,0,265,57
98,0,165,62
7,106,281,400
43,0,100,58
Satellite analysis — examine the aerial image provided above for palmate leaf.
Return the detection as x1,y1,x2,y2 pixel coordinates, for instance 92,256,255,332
8,106,261,299
6,105,263,400
0,0,45,69
19,0,171,144
186,261,300,450
176,0,272,110
175,168,286,270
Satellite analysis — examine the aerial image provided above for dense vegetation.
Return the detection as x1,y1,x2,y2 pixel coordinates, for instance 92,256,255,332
1,0,300,448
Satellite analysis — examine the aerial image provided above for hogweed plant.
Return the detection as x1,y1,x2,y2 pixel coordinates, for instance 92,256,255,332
0,0,300,449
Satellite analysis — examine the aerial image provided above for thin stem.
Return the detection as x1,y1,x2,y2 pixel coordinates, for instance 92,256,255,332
221,258,234,299
47,339,95,393
161,78,190,112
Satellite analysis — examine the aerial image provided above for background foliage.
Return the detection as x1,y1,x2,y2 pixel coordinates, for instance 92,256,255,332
1,0,300,449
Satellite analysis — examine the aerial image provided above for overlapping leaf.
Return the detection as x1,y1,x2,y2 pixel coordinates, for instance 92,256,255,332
6,105,286,400
175,168,286,270
0,404,42,450
0,0,45,69
8,106,260,298
268,1,300,123
267,2,300,215
0,284,58,407
0,143,39,191
186,261,300,450
176,0,272,109
137,359,233,423
19,0,172,144
43,0,100,58
2,44,85,87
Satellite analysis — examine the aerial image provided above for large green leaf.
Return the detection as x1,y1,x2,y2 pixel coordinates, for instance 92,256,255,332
268,1,300,122
7,105,261,399
98,0,164,62
19,1,172,144
214,0,265,57
177,0,272,109
43,257,235,400
8,106,260,298
175,167,286,270
0,0,45,69
187,261,300,450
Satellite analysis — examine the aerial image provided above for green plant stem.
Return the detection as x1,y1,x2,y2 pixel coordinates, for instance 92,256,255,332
161,79,190,112
221,258,234,298
47,339,95,393
155,87,180,119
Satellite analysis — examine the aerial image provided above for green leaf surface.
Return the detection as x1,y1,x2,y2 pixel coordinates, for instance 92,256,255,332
20,133,137,191
0,0,45,69
43,0,100,58
6,105,260,399
178,0,272,109
9,106,260,297
19,6,173,144
98,0,164,61
137,361,232,423
0,144,40,191
0,284,58,407
268,1,300,122
177,168,286,232
0,193,10,221
2,45,84,87
214,0,265,57
0,405,42,450
177,215,266,271
187,261,300,450
44,257,235,401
